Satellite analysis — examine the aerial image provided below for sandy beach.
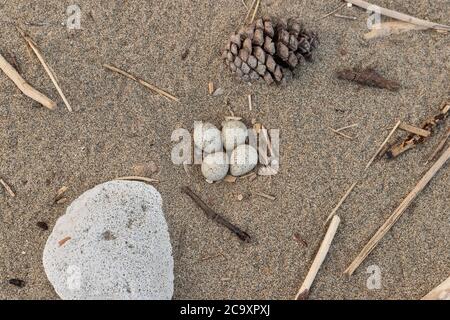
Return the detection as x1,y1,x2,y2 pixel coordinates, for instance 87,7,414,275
0,0,449,299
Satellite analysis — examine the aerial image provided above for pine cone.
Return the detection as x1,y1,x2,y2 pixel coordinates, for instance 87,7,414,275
222,16,319,85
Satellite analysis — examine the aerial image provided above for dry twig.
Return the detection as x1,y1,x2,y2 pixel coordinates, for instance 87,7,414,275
104,64,179,102
345,145,450,276
319,3,347,20
181,186,251,242
253,191,276,201
115,176,159,183
295,215,341,300
0,52,56,110
365,120,401,170
345,0,450,31
18,28,73,112
399,122,430,137
387,102,450,158
0,178,15,197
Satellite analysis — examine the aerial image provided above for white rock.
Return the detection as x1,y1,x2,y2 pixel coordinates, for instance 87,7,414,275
43,181,174,300
230,145,258,176
221,120,248,151
193,122,223,153
201,152,229,182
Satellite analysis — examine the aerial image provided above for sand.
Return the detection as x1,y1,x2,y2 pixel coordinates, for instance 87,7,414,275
0,0,449,300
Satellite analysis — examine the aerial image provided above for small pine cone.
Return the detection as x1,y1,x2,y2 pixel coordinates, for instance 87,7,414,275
222,16,318,85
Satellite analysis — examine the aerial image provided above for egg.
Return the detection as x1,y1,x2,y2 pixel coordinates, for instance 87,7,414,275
230,145,258,176
193,122,223,153
221,120,248,151
201,152,229,181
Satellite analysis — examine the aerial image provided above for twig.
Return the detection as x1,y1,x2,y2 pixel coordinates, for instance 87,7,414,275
250,0,261,24
244,0,257,24
0,52,56,110
295,215,341,300
0,178,15,197
324,182,357,225
425,128,450,164
334,14,357,20
399,122,430,137
335,123,358,132
422,275,450,300
240,0,248,10
18,28,73,112
115,176,159,183
387,103,450,158
345,145,450,276
365,120,401,170
344,0,450,31
328,127,354,140
208,82,214,95
54,186,68,203
253,191,276,201
181,186,251,242
319,3,347,20
248,94,253,111
103,64,179,102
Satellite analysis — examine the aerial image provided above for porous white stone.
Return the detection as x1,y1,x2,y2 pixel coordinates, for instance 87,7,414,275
43,181,174,300
230,144,258,176
221,120,248,151
193,122,223,153
201,152,229,182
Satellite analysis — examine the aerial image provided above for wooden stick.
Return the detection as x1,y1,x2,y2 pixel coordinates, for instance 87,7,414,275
345,0,450,31
422,275,450,300
334,14,357,20
399,122,430,137
248,94,252,111
324,181,357,225
18,29,72,112
104,64,179,102
115,176,159,183
365,120,401,170
319,3,347,20
253,191,276,201
181,186,251,242
329,127,354,140
0,178,15,197
0,52,56,110
295,215,341,300
345,145,450,276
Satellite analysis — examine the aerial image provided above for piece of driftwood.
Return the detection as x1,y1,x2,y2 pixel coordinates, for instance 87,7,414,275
364,22,427,40
181,186,251,242
295,215,341,300
0,178,15,197
387,102,450,158
344,145,450,276
366,120,401,169
324,182,357,225
422,276,450,300
0,52,56,109
104,64,179,102
337,68,400,91
345,0,450,31
18,28,73,112
399,122,430,137
425,128,450,164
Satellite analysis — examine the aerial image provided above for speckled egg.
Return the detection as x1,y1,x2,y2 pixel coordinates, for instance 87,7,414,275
201,152,229,182
221,120,248,151
230,145,258,176
193,122,223,154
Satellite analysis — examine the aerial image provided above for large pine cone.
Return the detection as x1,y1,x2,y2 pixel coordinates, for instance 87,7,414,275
222,16,319,85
